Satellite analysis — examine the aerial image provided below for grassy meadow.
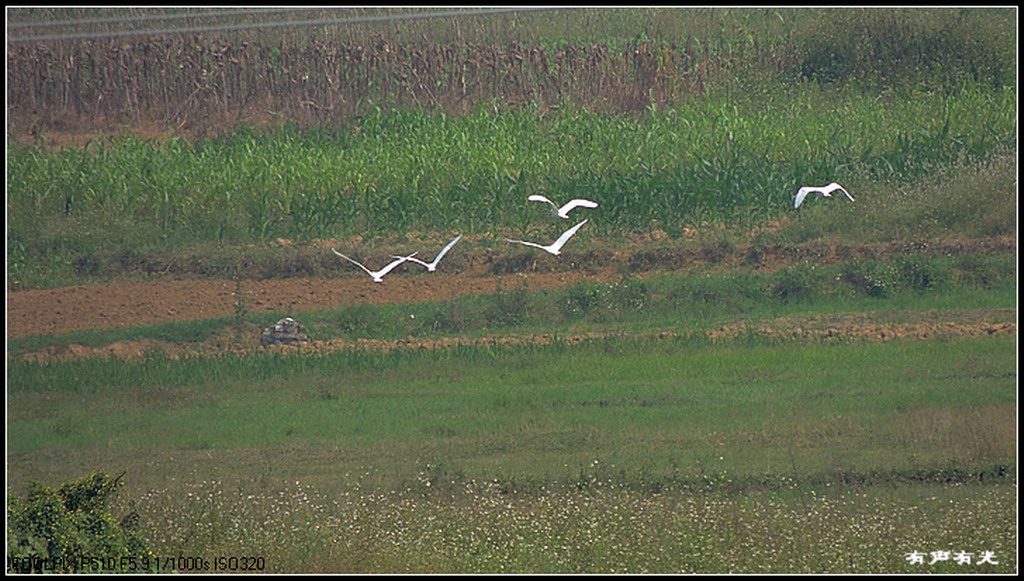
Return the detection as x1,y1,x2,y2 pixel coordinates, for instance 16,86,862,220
6,7,1018,574
7,330,1017,572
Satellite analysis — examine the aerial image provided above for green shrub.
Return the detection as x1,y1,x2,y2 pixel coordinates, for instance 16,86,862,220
419,297,484,334
486,281,530,327
839,259,899,298
561,282,605,318
953,254,1016,290
769,262,824,304
560,277,650,320
7,471,152,574
667,272,766,313
327,304,396,338
893,255,952,292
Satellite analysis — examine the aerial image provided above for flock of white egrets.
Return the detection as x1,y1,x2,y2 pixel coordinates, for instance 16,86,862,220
332,183,852,283
332,194,598,283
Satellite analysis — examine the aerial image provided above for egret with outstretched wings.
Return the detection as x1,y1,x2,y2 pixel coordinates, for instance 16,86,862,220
794,183,854,209
528,194,599,219
394,234,463,272
332,250,418,282
506,219,589,255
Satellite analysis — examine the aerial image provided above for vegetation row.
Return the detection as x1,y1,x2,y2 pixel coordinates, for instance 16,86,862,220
7,247,1016,362
7,8,1016,292
7,86,1016,290
8,8,1014,130
8,466,1015,573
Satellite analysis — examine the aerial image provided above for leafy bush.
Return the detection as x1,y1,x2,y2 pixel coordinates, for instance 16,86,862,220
952,254,1016,290
486,281,530,327
667,272,766,310
7,471,152,574
893,255,952,292
419,297,484,334
769,262,825,304
838,259,899,298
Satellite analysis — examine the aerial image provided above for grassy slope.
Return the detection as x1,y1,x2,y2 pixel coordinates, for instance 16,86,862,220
7,88,1015,291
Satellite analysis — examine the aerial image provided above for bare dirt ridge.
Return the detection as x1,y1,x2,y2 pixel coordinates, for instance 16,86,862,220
8,235,1015,342
8,235,1016,365
56,232,1017,282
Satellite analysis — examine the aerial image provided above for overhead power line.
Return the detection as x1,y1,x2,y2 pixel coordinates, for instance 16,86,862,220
7,8,319,29
7,7,567,43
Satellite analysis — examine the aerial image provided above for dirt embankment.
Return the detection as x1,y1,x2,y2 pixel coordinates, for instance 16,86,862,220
8,235,1016,339
15,310,1017,365
7,271,604,340
7,236,1016,363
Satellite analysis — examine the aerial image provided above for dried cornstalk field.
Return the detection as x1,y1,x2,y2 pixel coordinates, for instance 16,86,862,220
8,37,724,134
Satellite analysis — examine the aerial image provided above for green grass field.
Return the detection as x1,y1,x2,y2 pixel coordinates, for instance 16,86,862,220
7,260,1018,573
8,329,1016,573
9,331,1016,469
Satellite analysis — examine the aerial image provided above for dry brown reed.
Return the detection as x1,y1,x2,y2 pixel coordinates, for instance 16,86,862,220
8,37,722,137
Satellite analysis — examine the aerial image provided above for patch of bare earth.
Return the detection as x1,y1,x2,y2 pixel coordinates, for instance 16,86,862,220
8,236,1016,338
7,236,1015,363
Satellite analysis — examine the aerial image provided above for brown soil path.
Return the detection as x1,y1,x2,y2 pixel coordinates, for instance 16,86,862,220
7,236,1016,341
7,271,614,340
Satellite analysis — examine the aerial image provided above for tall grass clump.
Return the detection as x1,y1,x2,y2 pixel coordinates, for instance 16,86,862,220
789,8,1015,91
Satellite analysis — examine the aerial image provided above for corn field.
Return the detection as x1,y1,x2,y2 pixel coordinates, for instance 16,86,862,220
8,37,728,134
8,7,1014,137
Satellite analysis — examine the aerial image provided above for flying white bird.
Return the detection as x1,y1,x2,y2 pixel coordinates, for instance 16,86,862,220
332,250,418,283
392,234,463,272
506,219,589,255
528,194,599,219
794,182,855,209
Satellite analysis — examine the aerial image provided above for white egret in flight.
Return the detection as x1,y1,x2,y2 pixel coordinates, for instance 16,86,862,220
527,194,599,219
332,250,418,283
393,234,463,272
794,182,854,209
506,219,589,255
